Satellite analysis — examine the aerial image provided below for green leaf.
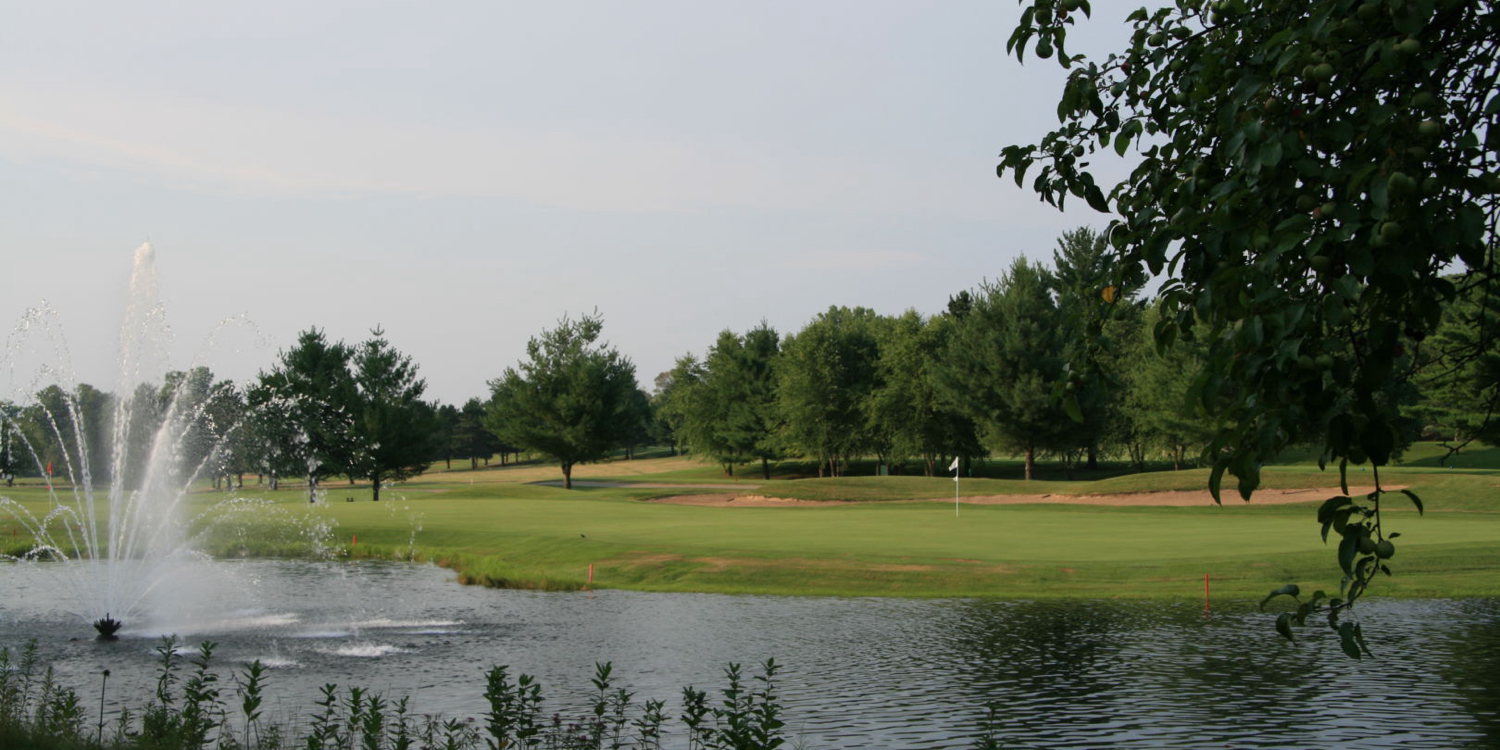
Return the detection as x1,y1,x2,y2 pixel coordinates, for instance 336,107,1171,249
1258,140,1282,169
1317,495,1352,525
1058,80,1080,122
1353,622,1372,657
1275,612,1295,642
1208,459,1227,505
1337,527,1358,576
1084,184,1110,213
1114,129,1133,157
1339,457,1349,496
1237,462,1260,501
1357,421,1394,466
1370,172,1389,218
1260,583,1301,611
1398,489,1424,515
1338,622,1363,660
1063,392,1083,423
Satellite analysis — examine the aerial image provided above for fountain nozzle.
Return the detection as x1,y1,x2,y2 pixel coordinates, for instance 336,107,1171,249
93,614,122,641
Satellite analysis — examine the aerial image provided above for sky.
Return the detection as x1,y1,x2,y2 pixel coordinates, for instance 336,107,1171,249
1,1,1144,405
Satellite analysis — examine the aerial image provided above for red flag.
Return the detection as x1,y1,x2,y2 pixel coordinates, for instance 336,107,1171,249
46,461,52,477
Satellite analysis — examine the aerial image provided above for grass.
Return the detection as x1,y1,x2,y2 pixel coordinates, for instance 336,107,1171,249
4,442,1500,602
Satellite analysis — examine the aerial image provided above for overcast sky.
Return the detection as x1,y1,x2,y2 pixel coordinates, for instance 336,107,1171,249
1,1,1144,405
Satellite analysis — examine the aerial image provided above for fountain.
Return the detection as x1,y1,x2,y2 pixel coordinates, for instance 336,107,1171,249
0,243,304,638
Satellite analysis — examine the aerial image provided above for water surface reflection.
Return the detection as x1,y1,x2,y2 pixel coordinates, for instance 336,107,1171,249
1,560,1496,748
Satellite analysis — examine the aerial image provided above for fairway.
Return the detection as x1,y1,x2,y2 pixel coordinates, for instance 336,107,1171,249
6,446,1500,603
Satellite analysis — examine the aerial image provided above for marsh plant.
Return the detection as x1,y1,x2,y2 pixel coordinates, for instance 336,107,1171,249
0,640,825,750
0,640,89,746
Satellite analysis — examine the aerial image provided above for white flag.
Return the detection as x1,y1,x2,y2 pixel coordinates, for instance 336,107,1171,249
948,456,960,472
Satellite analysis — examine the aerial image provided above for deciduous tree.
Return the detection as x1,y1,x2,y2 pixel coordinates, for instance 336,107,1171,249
866,311,982,476
776,307,882,477
484,313,640,489
999,0,1500,646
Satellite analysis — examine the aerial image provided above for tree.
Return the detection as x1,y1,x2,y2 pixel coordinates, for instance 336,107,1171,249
932,258,1076,480
117,382,164,490
159,367,239,488
776,307,883,477
651,356,707,457
1048,227,1122,470
619,387,655,460
484,312,640,489
866,310,983,476
1413,267,1500,457
23,384,113,487
1118,306,1216,470
0,401,23,486
196,375,250,490
679,324,784,478
432,403,461,470
350,328,435,501
250,328,359,503
999,0,1499,646
456,398,498,469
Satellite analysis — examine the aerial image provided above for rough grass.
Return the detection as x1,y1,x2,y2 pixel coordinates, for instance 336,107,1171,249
5,442,1500,601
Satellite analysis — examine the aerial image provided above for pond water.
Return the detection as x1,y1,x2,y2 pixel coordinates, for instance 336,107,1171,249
2,559,1497,749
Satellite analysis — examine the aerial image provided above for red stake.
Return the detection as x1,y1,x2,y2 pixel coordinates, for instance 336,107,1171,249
1203,573,1210,615
587,563,594,589
352,534,357,547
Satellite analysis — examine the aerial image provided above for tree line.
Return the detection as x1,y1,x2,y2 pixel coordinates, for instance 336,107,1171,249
0,328,448,501
2,227,1494,494
643,226,1495,483
654,227,1212,481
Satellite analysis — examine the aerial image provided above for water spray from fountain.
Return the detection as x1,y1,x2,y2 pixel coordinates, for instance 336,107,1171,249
0,243,324,639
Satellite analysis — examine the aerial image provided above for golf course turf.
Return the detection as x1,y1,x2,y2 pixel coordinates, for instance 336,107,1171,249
4,443,1499,605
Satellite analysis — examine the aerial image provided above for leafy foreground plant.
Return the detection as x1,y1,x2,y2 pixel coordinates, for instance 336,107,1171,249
0,640,1010,750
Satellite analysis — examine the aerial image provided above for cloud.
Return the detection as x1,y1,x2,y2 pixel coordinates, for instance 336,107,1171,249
0,82,1013,220
787,249,929,271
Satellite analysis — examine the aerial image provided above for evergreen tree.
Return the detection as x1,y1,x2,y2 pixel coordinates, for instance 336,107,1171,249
433,403,461,469
933,258,1073,480
1048,227,1121,470
249,328,359,503
456,398,496,469
350,328,434,501
619,387,655,460
1414,267,1500,456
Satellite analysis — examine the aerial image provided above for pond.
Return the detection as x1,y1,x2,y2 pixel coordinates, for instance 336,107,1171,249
2,559,1497,749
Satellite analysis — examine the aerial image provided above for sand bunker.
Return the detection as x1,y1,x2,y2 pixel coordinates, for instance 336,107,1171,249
644,486,1391,508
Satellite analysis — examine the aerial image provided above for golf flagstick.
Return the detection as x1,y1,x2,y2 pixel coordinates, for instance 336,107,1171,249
950,456,961,517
